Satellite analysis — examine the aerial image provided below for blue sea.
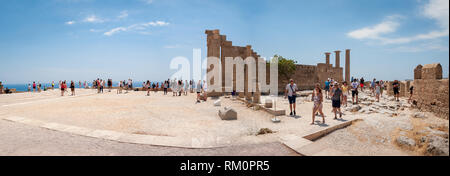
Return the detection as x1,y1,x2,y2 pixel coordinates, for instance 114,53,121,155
2,81,168,92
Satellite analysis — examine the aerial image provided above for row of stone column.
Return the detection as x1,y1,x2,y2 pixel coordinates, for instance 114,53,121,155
325,49,351,83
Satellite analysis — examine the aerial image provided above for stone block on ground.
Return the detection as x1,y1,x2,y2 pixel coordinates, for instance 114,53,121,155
214,99,221,106
265,99,273,108
218,107,237,120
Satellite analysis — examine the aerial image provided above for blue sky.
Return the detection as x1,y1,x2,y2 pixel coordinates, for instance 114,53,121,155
0,0,448,84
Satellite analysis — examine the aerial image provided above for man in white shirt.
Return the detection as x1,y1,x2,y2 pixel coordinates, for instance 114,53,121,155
351,79,359,104
285,79,298,116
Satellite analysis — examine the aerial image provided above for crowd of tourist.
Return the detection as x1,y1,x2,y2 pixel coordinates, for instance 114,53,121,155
3,76,415,127
285,76,415,125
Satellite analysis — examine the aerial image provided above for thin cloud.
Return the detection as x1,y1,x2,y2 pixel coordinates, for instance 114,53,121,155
83,15,104,23
347,15,401,40
118,11,128,19
104,21,169,36
142,0,154,4
347,0,449,45
65,20,76,25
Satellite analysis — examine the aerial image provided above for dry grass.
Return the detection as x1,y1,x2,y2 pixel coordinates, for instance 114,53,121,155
391,117,446,156
256,128,275,136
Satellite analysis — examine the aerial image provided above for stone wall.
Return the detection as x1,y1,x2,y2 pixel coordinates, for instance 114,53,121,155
279,65,319,91
411,63,448,119
386,81,410,97
412,79,449,119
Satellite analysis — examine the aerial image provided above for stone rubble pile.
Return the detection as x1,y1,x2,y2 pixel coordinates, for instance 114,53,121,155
342,93,411,117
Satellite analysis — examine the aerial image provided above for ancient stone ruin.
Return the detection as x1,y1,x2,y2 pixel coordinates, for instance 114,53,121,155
412,63,448,119
205,29,350,96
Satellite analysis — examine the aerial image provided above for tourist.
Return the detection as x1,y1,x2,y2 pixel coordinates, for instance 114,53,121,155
178,80,184,96
392,80,400,101
380,80,385,97
172,79,177,96
189,80,193,93
70,81,75,96
311,83,325,125
371,78,376,96
331,83,343,119
37,82,41,92
146,80,151,96
184,80,189,96
408,85,414,104
4,87,10,94
52,81,55,89
96,79,100,93
118,81,123,94
101,79,105,93
360,77,365,92
163,81,168,95
351,79,359,104
178,81,181,95
375,81,381,102
196,80,202,103
32,81,36,92
61,81,66,96
202,80,208,101
0,81,3,94
285,79,298,116
108,79,112,92
342,82,349,107
324,78,330,99
28,84,31,92
128,79,133,91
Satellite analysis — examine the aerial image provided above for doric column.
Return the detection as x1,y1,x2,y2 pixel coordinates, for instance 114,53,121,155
334,50,341,68
205,30,221,79
345,49,351,83
325,52,331,65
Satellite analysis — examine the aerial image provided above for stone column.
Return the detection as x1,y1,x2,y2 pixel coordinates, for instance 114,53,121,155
205,30,222,87
334,50,341,68
245,46,252,101
325,52,331,66
220,35,227,93
345,49,350,83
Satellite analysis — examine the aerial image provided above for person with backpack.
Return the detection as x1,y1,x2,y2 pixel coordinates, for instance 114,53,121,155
285,79,298,116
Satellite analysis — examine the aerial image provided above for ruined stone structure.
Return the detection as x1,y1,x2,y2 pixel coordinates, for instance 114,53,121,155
205,29,263,101
205,29,350,96
414,64,423,80
412,63,448,119
280,50,350,91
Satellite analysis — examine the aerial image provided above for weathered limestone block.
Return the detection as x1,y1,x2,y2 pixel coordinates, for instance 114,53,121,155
214,99,221,106
414,65,423,80
411,77,449,119
253,83,261,104
422,63,442,80
265,99,273,108
218,107,237,120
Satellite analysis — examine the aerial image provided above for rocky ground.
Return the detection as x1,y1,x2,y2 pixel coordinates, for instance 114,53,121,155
311,90,449,156
0,89,447,156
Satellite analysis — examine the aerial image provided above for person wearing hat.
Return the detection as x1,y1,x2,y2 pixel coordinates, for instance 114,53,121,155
285,79,298,116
